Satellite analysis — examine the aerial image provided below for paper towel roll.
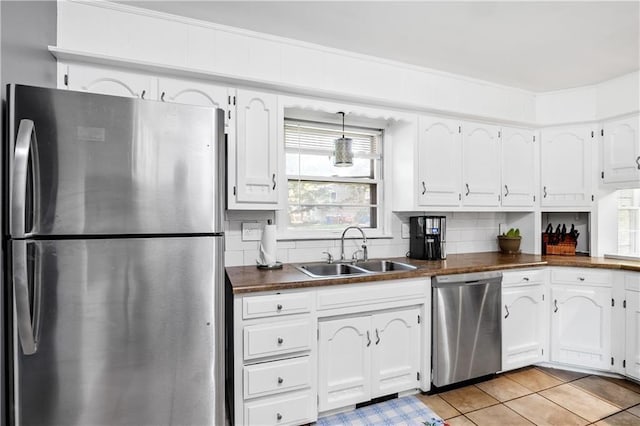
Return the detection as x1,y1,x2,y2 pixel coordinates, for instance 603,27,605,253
258,222,277,266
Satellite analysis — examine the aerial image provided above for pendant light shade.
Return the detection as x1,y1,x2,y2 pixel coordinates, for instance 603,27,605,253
334,112,353,167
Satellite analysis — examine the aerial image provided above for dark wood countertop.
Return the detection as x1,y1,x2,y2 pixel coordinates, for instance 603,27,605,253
226,252,640,294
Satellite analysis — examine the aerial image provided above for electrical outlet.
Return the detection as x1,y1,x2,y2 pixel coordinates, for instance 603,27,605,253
401,223,410,239
241,222,262,241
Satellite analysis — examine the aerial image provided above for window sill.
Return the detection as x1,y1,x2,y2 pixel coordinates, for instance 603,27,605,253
277,230,394,241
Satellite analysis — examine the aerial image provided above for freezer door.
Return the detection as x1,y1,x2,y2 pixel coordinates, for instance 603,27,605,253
10,236,225,426
8,85,224,237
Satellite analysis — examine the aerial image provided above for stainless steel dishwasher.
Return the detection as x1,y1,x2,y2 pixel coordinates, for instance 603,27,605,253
432,271,502,387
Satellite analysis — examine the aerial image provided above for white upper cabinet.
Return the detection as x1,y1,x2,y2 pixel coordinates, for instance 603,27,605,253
230,89,280,209
602,114,640,185
541,126,593,207
417,116,462,206
501,127,536,207
64,63,156,99
462,123,501,207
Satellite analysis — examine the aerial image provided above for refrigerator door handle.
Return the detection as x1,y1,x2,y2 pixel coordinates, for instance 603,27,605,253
11,119,36,238
13,240,41,355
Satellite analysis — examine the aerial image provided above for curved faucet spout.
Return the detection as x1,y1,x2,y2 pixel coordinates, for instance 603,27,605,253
340,226,368,262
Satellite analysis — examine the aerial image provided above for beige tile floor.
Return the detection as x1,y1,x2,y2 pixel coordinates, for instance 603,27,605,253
417,366,640,425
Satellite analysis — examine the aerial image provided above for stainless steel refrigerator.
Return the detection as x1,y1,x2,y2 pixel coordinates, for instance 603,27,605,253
4,84,226,425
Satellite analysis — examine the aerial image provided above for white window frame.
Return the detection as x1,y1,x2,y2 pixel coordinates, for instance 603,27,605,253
616,188,640,257
277,118,390,240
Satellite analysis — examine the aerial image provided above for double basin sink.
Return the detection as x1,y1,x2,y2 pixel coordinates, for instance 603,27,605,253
296,259,416,278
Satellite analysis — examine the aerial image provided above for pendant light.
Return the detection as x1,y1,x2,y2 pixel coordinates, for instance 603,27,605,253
334,111,353,167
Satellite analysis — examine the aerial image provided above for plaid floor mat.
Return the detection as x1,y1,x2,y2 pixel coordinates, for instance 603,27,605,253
316,395,445,426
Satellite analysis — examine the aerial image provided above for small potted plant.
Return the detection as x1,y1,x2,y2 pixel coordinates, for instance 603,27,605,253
498,228,521,254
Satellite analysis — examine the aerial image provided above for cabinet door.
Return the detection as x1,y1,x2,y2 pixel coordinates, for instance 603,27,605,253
626,290,640,380
501,128,536,207
550,285,611,370
541,126,593,206
417,116,462,206
502,285,546,371
65,63,157,99
318,316,371,412
462,123,501,206
233,89,279,206
371,308,420,398
603,115,640,184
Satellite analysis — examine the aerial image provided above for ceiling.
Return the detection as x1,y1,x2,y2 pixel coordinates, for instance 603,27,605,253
125,1,640,92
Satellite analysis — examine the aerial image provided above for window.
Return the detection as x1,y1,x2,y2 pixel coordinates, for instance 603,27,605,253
282,119,383,236
618,188,640,256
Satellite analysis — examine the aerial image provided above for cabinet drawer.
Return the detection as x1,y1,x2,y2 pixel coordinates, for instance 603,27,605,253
317,279,426,311
502,269,546,286
244,390,315,426
551,268,611,287
243,292,312,319
244,319,312,360
626,272,640,291
244,356,311,399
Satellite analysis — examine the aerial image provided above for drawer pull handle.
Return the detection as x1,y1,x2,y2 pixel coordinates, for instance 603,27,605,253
276,413,282,421
277,337,283,345
276,304,283,311
554,299,558,313
277,376,283,384
504,305,510,319
523,277,529,282
578,277,585,281
366,331,371,347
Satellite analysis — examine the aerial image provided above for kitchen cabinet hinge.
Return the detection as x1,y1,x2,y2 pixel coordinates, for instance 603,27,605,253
533,195,536,202
602,171,605,179
64,74,69,86
417,372,420,381
233,186,237,196
624,300,627,308
458,126,462,133
417,314,421,324
542,294,545,301
533,135,536,142
611,357,615,366
592,195,595,202
612,298,615,307
317,329,319,340
601,129,604,137
458,193,461,201
233,96,236,105
591,131,594,138
228,95,231,104
498,194,501,201
228,110,231,120
498,130,501,138
542,348,544,355
624,360,627,368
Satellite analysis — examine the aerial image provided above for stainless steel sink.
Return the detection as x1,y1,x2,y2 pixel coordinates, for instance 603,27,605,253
295,259,417,278
355,260,417,272
295,262,370,278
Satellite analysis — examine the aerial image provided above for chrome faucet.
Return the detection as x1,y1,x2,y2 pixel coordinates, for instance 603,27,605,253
340,226,368,262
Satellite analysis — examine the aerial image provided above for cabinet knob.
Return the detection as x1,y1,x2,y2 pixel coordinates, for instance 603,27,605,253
276,413,282,421
578,277,585,281
276,304,283,311
523,277,529,282
277,376,284,384
277,337,284,344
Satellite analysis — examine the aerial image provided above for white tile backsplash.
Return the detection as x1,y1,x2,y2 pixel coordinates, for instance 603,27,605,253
224,211,505,266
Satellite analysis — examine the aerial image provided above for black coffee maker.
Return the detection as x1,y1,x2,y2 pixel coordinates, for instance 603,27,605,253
409,216,447,260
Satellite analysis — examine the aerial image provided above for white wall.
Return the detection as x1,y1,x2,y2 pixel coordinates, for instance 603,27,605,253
224,211,506,266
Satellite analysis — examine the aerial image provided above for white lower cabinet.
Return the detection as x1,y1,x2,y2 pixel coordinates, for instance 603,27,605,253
502,283,547,372
317,307,421,413
625,273,640,380
550,279,612,370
